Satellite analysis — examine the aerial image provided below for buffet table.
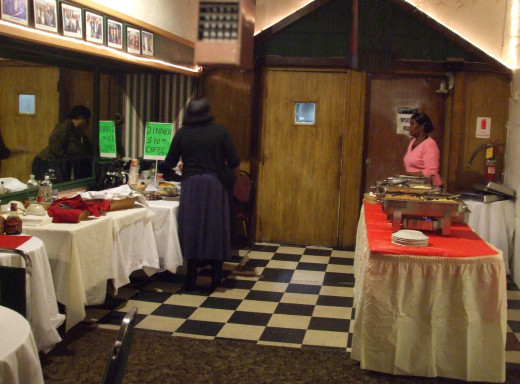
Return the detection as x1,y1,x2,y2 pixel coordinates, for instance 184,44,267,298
352,202,507,383
0,306,45,384
0,236,65,352
463,198,515,274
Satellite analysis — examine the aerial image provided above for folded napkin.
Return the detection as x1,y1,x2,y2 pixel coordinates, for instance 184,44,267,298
0,234,32,249
47,195,110,223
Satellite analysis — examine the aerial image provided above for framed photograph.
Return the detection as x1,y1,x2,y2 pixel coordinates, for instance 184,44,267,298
141,30,154,57
1,0,29,26
126,25,141,54
85,10,103,44
61,2,82,39
107,18,123,49
33,0,57,33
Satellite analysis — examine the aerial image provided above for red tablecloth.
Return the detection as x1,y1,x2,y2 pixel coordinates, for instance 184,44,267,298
0,234,32,249
364,202,498,257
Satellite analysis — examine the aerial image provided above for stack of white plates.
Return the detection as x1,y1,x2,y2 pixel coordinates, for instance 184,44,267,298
392,229,429,247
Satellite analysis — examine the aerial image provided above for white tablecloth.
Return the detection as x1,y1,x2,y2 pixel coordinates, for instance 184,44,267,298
147,199,183,272
105,206,160,290
352,208,507,383
463,199,515,274
22,217,114,331
0,236,65,352
0,306,44,384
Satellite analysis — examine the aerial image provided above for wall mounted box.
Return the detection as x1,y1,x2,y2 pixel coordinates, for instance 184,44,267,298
194,0,255,69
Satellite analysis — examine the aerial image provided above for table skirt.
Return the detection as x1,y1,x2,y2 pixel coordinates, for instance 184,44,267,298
352,207,507,383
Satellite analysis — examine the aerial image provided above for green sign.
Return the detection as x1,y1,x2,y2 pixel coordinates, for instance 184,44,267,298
99,121,117,158
144,122,174,160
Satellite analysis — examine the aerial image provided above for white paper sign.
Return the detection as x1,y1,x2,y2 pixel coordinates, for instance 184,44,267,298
397,113,413,135
476,117,491,138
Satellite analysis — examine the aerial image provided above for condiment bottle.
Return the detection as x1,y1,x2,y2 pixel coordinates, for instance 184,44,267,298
27,174,39,189
129,158,139,185
0,181,5,194
38,175,53,203
0,215,5,234
5,202,22,235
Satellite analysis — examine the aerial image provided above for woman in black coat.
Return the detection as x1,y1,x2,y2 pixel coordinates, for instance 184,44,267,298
161,97,240,292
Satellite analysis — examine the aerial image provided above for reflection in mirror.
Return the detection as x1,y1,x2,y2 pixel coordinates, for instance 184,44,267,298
0,59,122,189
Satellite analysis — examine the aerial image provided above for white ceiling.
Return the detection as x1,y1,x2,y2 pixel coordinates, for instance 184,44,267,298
93,0,518,69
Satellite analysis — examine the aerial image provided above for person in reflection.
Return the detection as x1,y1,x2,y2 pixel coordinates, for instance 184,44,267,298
32,105,93,182
161,97,240,292
402,112,443,188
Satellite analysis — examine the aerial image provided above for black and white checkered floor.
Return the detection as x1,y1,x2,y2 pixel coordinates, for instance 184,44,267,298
84,242,520,368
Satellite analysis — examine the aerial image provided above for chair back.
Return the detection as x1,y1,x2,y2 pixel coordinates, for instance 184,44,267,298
232,171,254,245
0,248,32,321
102,307,138,384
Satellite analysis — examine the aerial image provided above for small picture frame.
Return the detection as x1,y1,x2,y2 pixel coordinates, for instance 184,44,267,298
107,18,123,49
85,10,104,44
1,0,29,26
61,2,83,39
33,0,57,33
126,25,141,54
141,30,154,57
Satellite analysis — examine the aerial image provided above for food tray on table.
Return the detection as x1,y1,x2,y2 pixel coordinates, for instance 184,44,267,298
156,182,180,197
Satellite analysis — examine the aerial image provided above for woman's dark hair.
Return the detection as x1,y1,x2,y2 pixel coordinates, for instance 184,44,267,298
411,112,434,133
68,105,91,120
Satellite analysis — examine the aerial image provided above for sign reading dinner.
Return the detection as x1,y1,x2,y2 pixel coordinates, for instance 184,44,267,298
99,121,117,158
144,122,174,160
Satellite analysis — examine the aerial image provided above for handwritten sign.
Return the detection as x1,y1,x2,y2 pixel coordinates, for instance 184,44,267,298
99,121,117,158
144,122,174,160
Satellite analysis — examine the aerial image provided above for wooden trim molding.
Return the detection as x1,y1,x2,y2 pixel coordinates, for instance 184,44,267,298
0,21,200,76
74,0,194,48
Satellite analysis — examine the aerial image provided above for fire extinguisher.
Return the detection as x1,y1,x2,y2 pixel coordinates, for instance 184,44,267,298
484,143,497,182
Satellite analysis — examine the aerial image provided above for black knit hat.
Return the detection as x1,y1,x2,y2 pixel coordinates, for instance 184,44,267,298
183,97,213,125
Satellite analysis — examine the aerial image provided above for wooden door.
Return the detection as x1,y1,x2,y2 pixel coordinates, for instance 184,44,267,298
363,74,446,192
0,64,59,181
257,69,347,246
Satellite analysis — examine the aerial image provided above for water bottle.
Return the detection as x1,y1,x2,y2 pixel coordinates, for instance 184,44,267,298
27,174,39,189
38,175,53,203
129,158,139,186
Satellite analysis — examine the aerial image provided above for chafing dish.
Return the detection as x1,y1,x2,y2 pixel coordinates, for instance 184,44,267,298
372,175,439,200
382,194,468,236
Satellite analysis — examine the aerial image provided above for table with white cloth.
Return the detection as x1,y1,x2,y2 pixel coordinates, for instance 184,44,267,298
0,305,45,384
104,206,160,290
0,236,65,352
22,216,114,331
352,202,507,383
463,198,515,274
146,199,183,272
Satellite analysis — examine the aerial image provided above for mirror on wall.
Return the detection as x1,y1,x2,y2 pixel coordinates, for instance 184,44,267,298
0,58,122,190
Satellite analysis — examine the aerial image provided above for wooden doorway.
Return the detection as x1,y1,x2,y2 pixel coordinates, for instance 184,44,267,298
256,69,347,246
363,74,446,192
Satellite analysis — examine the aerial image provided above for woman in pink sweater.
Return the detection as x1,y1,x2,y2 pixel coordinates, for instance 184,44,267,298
403,113,443,187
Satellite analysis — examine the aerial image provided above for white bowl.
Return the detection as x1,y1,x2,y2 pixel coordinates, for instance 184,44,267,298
25,203,46,216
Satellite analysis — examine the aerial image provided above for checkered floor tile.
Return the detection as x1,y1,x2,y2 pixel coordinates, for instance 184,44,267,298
85,242,520,364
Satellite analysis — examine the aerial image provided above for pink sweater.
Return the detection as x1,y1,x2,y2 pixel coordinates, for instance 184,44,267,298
403,137,443,186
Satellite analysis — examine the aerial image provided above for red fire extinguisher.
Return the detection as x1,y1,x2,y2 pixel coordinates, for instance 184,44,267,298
484,143,497,182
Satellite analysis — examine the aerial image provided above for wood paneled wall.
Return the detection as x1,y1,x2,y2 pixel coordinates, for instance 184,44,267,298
446,71,511,192
202,68,253,172
0,64,59,182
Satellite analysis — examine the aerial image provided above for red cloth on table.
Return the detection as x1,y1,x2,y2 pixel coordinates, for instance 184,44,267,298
363,201,498,257
47,195,110,223
0,234,32,249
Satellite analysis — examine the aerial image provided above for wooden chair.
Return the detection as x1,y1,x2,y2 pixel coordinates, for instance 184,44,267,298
232,170,254,247
0,248,32,322
101,307,138,384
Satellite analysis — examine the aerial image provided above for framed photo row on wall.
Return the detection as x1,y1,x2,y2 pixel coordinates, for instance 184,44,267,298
0,0,154,57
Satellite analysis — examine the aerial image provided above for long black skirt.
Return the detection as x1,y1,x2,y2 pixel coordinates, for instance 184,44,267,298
178,173,231,261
